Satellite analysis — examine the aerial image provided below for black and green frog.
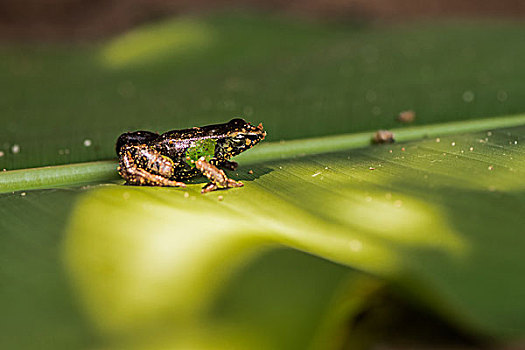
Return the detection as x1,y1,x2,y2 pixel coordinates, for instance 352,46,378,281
116,118,266,193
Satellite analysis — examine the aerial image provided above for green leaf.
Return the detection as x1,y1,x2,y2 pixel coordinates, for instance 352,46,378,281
2,114,525,193
3,12,525,350
56,124,525,349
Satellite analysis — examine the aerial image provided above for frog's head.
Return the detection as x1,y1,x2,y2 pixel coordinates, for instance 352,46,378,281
220,118,266,157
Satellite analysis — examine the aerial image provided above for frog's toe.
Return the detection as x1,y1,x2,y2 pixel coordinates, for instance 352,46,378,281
227,179,243,188
167,180,186,188
201,182,218,193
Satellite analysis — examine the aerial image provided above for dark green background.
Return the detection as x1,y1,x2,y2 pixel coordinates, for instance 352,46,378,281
1,14,525,170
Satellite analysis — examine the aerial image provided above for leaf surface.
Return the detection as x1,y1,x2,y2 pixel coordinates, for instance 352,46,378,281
57,125,525,349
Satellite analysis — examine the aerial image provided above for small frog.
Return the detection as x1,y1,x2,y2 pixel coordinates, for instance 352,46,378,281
116,118,266,193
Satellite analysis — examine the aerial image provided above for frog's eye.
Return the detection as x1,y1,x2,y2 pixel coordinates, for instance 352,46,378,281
228,131,244,139
233,133,246,142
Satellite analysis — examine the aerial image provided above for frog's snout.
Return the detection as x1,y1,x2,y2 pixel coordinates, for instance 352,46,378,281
256,123,266,140
240,120,266,145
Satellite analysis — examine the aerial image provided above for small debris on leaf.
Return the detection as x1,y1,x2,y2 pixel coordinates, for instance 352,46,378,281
397,110,415,123
372,130,395,144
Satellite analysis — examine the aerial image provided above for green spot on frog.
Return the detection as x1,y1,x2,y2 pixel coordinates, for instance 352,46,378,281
185,138,217,167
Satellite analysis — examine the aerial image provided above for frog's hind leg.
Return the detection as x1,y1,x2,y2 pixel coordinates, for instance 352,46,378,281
196,157,243,193
118,146,186,188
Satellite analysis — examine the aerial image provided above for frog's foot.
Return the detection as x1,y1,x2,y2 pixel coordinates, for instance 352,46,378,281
200,179,243,193
196,157,243,193
119,148,186,188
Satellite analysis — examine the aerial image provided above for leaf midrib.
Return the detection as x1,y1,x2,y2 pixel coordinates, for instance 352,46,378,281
1,113,525,194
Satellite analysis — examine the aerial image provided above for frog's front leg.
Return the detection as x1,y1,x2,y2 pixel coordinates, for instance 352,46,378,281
118,145,186,188
196,157,243,193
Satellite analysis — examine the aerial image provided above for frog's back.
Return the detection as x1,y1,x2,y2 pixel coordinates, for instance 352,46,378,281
155,122,230,161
